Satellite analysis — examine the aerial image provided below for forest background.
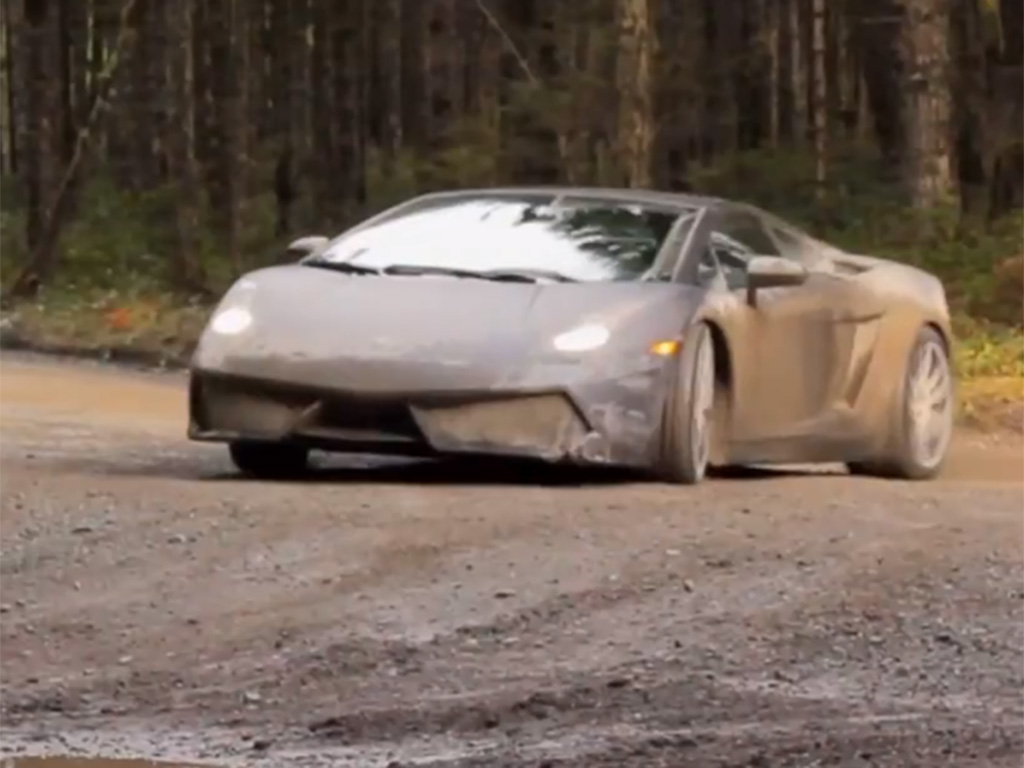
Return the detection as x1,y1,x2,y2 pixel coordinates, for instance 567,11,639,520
0,0,1020,426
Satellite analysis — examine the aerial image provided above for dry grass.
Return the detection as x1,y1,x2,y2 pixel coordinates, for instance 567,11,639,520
958,376,1024,432
1,293,210,365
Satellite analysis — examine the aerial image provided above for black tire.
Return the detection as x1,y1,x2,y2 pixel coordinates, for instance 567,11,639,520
229,441,310,479
847,326,953,480
657,322,716,484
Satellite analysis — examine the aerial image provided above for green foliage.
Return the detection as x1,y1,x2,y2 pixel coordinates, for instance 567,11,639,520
364,115,505,201
689,143,1023,327
2,172,192,294
689,143,902,218
1,169,310,295
2,143,1021,334
953,316,1024,379
364,147,425,210
1,286,210,364
824,208,1023,324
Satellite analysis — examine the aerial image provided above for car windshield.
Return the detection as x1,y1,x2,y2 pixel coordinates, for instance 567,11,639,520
315,194,693,282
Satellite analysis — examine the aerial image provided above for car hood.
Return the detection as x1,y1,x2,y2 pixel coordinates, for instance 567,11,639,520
192,264,701,391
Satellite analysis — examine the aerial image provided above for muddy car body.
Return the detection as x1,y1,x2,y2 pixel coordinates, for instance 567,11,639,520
188,187,955,483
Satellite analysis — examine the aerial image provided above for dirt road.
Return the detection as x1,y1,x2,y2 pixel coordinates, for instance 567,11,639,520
1,354,1022,767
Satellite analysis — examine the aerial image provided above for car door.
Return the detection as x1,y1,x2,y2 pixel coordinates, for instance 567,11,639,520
703,209,865,445
761,221,888,430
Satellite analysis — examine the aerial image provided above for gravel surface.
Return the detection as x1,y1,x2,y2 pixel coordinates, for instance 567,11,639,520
1,354,1022,767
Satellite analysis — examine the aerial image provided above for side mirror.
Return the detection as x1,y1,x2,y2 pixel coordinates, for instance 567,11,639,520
286,235,329,259
745,256,808,306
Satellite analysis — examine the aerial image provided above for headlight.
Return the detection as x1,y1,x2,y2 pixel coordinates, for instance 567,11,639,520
210,306,253,335
552,323,610,352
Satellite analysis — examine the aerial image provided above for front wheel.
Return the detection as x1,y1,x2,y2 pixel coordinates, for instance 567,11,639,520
657,322,716,485
848,326,953,480
229,441,310,479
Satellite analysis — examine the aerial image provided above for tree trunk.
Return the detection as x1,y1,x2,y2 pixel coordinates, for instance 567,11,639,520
375,0,402,175
288,0,312,203
900,0,957,209
309,0,331,220
7,0,140,299
615,0,654,187
105,0,158,191
168,0,207,294
464,0,502,184
400,0,431,154
767,0,781,147
248,0,268,142
985,0,1023,216
836,1,860,139
207,0,244,272
812,0,827,198
21,0,60,255
56,0,75,165
427,0,461,151
310,1,364,224
950,0,988,214
853,0,904,163
789,0,806,142
265,0,296,235
126,0,164,189
1,0,19,174
265,0,291,141
331,0,364,213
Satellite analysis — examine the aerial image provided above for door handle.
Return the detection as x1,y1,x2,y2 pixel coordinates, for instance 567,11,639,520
833,311,883,324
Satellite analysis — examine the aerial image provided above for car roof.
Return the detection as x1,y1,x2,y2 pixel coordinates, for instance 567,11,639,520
412,186,724,212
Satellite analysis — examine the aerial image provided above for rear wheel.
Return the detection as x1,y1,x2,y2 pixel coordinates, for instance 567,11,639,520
657,322,715,484
848,326,953,480
229,441,309,479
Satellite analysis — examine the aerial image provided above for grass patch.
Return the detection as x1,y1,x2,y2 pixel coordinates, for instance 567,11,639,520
952,316,1024,431
2,291,1020,433
1,289,211,366
958,376,1024,431
952,316,1024,378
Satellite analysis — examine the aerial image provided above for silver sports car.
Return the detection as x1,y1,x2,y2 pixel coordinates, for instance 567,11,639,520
188,187,955,483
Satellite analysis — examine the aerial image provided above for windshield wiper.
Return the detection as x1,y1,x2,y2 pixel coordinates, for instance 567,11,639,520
385,264,577,283
482,268,577,283
382,264,487,280
304,260,577,284
303,259,382,275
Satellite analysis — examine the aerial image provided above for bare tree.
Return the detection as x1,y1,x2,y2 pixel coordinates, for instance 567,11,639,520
900,0,958,209
375,0,402,176
615,0,654,187
7,0,140,299
168,0,208,294
766,0,782,147
0,0,16,174
812,0,828,198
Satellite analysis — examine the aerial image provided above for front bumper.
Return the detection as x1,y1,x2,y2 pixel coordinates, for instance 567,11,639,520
188,372,614,464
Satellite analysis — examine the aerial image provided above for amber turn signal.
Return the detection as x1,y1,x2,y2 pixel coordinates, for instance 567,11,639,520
650,340,681,356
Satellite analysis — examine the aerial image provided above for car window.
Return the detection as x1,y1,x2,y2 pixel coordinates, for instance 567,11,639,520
768,224,819,265
317,195,693,283
696,246,721,287
707,233,752,289
705,213,779,289
721,213,781,257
